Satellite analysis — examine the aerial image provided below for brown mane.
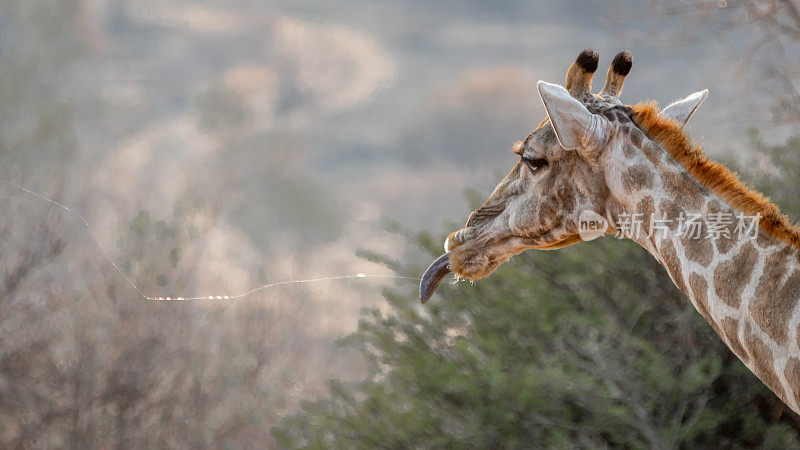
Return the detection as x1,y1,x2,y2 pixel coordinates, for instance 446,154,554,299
631,101,800,249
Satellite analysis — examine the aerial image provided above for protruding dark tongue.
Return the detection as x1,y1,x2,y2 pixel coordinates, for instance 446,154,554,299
419,252,451,304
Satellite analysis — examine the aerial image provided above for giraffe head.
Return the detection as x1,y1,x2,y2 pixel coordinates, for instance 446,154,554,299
420,49,709,303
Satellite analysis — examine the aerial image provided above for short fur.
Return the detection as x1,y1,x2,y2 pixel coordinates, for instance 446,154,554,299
631,102,800,249
576,49,599,73
565,49,599,96
602,50,632,96
611,51,633,76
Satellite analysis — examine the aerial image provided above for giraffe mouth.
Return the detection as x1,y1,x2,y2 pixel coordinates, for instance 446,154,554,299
419,231,581,303
419,252,451,304
419,235,517,304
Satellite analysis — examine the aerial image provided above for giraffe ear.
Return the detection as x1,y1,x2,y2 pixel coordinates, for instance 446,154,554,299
537,81,609,152
658,90,709,127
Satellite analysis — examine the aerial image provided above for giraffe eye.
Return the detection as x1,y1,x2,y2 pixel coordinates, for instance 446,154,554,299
522,157,548,173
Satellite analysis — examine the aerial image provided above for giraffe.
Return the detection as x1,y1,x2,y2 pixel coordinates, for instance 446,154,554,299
419,49,800,413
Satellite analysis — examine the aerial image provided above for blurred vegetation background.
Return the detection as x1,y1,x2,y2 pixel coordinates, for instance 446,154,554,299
2,0,800,448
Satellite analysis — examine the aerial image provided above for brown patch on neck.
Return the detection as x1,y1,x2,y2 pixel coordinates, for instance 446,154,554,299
631,102,800,250
721,317,749,364
713,242,758,309
660,240,687,293
743,324,787,402
751,250,800,345
622,165,654,193
784,358,800,407
688,273,721,336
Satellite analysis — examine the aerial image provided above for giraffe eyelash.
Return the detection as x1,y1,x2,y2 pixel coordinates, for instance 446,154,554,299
521,156,548,173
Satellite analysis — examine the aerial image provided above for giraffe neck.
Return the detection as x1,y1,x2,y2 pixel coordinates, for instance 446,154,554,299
602,129,800,412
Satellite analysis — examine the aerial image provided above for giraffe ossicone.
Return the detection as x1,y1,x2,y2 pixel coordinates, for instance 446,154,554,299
420,48,800,413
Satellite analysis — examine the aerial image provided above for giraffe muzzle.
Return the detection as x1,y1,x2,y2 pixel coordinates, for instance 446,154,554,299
419,252,451,304
444,229,468,252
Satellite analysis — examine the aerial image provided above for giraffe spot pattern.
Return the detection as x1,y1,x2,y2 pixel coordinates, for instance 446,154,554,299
756,229,778,249
612,109,628,123
689,273,722,336
660,240,687,294
721,317,749,364
714,232,738,256
639,140,662,167
622,165,654,193
555,176,577,213
713,242,758,308
623,142,637,159
629,128,643,148
707,200,738,255
682,227,714,267
784,358,800,408
658,199,684,232
636,197,655,237
662,170,704,211
751,248,800,345
743,325,787,402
